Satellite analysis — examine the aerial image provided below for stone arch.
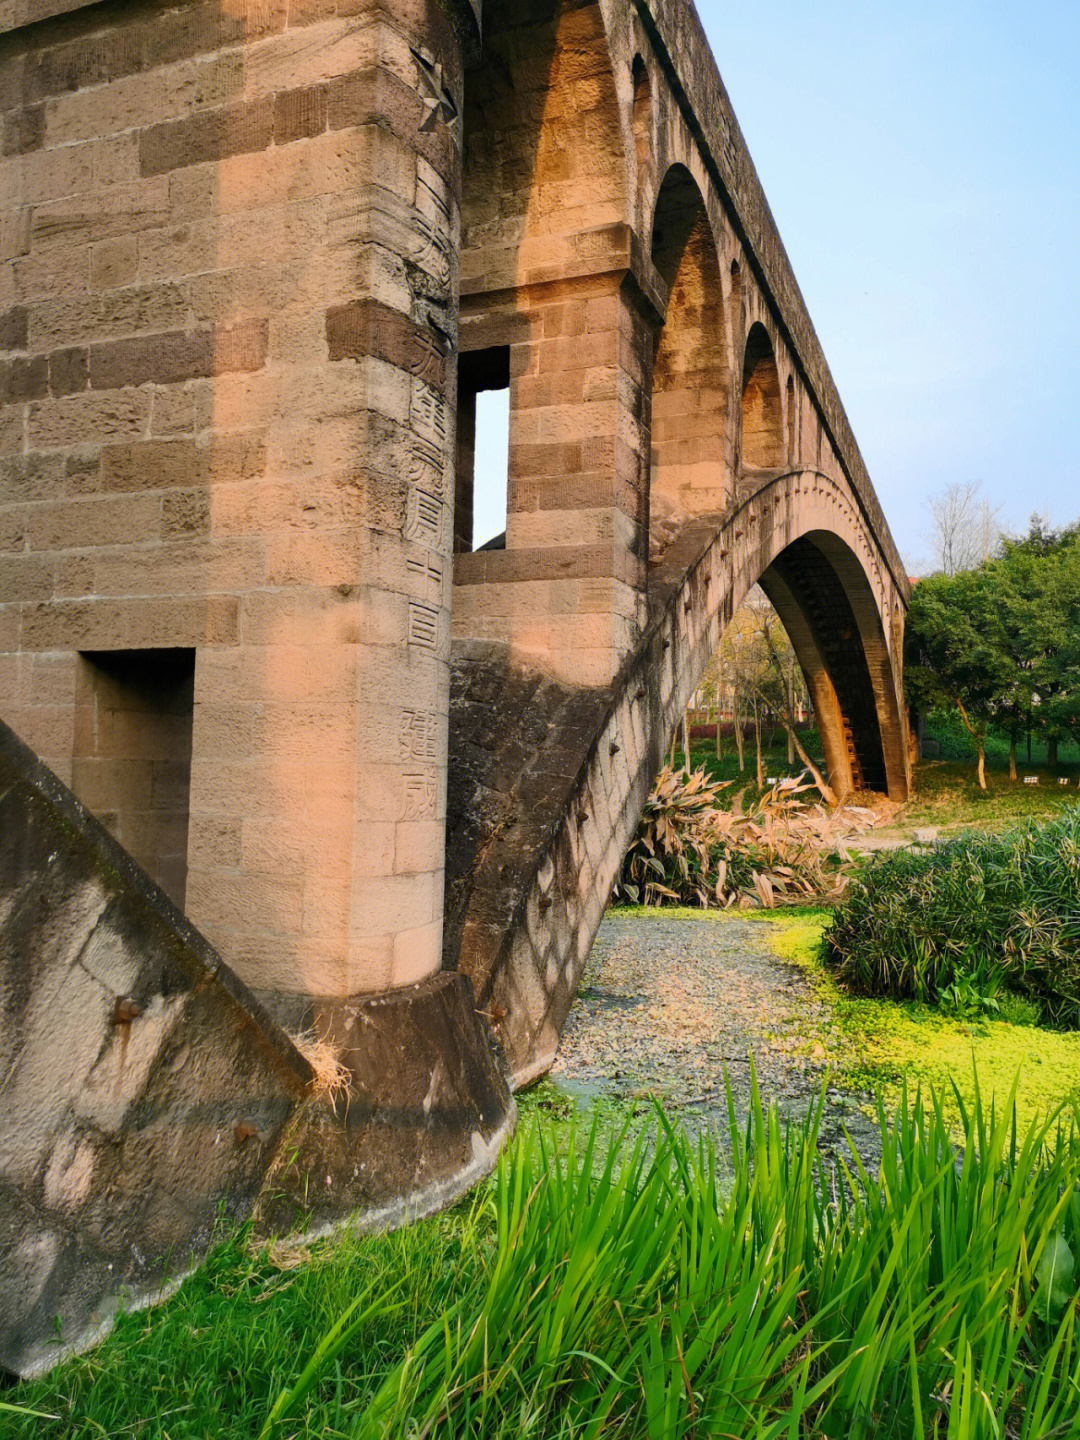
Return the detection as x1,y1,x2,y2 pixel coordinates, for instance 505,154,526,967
740,323,784,468
759,535,890,795
632,54,652,168
461,0,629,286
642,467,910,806
447,467,911,1081
647,164,730,556
694,479,909,800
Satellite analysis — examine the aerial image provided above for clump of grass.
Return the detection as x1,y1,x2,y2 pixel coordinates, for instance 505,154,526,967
823,813,1080,1026
14,1074,1080,1438
266,1077,1080,1440
9,1206,494,1439
290,1028,352,1114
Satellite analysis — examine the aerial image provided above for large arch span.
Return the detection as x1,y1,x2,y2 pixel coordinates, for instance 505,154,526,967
446,467,910,1085
446,0,910,1084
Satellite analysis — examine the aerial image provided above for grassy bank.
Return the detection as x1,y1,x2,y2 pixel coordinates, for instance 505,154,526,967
671,738,1080,833
900,760,1080,831
12,1075,1080,1438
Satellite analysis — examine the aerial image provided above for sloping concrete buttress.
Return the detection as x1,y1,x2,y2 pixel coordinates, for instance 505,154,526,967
0,720,513,1377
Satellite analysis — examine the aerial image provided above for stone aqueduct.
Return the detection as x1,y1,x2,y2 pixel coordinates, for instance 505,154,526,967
0,0,909,1372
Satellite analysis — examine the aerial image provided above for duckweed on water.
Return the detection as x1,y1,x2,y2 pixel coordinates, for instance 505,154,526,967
754,908,1080,1136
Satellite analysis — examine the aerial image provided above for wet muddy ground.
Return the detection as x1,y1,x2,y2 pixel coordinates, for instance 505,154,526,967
550,911,880,1158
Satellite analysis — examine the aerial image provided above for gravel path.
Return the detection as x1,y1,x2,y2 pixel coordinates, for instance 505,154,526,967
550,912,878,1156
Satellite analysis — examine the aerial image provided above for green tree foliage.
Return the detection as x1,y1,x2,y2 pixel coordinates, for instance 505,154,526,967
905,566,1012,789
906,520,1080,786
997,522,1080,766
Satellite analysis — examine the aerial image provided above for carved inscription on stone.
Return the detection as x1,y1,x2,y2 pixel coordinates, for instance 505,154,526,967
399,710,439,762
401,771,439,820
407,601,439,650
410,327,447,384
405,439,444,498
411,220,452,297
407,552,443,584
412,167,454,297
411,381,448,453
404,487,443,546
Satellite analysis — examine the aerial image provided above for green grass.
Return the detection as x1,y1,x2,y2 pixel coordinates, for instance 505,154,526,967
922,711,1079,771
607,903,747,921
900,761,1080,831
603,903,1080,1150
16,1078,1080,1439
7,1210,490,1438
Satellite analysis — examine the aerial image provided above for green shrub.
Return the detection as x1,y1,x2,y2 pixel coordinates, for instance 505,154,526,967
999,992,1045,1027
267,1077,1080,1439
824,813,1080,1025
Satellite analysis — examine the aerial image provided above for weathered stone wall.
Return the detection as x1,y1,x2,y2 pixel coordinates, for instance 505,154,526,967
0,0,481,1012
454,0,653,688
447,0,907,705
0,715,312,1377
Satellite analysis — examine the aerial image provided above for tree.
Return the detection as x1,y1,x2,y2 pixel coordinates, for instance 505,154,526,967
755,618,835,804
924,480,1001,576
996,521,1080,769
905,566,1012,789
699,591,814,784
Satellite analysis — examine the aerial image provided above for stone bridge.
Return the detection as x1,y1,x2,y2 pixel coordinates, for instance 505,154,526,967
444,0,910,1081
0,0,907,1371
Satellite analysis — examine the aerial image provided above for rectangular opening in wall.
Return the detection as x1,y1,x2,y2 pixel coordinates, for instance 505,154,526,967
72,649,196,910
456,345,510,553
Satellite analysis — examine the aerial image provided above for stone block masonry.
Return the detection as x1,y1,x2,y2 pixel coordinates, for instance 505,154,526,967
0,0,481,1013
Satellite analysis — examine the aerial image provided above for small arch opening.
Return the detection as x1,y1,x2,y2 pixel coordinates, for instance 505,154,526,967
740,323,784,468
651,164,704,289
648,166,729,553
632,55,651,168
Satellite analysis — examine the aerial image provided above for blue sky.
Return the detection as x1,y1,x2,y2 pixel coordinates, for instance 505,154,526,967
698,0,1080,564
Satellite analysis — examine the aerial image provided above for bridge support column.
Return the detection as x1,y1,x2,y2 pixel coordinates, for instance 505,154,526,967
182,0,479,1016
453,269,655,689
